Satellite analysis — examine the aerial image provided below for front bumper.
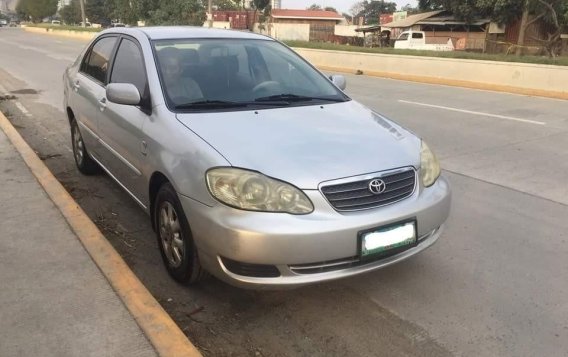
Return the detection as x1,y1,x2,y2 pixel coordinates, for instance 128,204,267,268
180,175,451,289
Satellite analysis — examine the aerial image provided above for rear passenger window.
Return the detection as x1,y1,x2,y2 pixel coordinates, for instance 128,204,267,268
110,38,148,97
81,37,117,84
412,32,423,39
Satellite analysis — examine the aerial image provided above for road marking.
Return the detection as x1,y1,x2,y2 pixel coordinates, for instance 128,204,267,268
0,38,75,62
398,99,546,126
14,102,32,117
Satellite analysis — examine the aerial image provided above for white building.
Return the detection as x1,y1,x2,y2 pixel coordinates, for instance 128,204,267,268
271,0,281,9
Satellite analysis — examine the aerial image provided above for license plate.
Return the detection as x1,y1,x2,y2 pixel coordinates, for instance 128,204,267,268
360,221,416,258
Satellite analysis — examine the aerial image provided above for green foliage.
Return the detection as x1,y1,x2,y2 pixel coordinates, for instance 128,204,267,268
214,0,241,11
324,6,338,12
147,0,205,25
107,0,138,24
85,0,110,24
252,0,270,11
60,0,81,24
307,4,322,10
285,40,568,66
351,0,397,24
16,0,58,22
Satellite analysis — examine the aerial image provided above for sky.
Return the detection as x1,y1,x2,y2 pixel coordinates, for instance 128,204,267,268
281,0,418,14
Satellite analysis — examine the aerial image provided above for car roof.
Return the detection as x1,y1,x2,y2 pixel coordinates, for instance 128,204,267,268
100,26,274,41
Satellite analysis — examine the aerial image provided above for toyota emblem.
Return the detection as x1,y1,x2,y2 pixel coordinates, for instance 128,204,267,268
368,179,387,194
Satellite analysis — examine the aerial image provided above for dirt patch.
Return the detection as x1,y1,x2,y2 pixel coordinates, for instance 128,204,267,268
11,89,39,95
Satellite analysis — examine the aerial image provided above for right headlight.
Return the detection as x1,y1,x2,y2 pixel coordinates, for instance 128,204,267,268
420,141,441,187
206,168,314,214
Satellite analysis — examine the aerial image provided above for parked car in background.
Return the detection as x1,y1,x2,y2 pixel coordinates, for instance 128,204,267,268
0,19,8,27
63,27,451,289
51,20,61,25
395,31,455,51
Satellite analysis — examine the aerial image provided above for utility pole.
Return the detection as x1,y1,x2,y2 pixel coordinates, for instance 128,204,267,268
79,0,86,27
207,0,213,28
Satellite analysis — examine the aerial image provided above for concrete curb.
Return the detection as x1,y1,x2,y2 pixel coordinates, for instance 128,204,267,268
315,64,568,101
23,26,98,40
0,111,202,357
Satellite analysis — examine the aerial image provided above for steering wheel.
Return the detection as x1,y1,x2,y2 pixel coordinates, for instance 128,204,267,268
252,81,282,96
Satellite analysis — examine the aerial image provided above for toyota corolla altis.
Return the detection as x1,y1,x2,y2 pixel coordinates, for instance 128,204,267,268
63,27,451,288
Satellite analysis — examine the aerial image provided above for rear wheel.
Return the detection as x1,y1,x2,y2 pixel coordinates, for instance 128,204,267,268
155,182,207,284
70,118,99,175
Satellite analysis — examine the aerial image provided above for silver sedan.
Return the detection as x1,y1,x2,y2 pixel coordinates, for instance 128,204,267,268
63,27,451,289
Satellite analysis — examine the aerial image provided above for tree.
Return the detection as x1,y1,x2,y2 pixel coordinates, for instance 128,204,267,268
107,0,139,24
16,0,58,22
252,0,270,31
214,0,240,10
307,4,322,10
324,6,338,12
351,0,397,24
147,0,206,25
401,3,418,13
85,0,110,24
420,0,568,56
60,0,82,24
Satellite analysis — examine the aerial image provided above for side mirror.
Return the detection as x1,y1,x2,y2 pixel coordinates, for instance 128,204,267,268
329,74,347,90
106,83,141,106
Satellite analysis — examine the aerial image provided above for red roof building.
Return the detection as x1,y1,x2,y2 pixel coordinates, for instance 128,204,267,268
271,9,344,21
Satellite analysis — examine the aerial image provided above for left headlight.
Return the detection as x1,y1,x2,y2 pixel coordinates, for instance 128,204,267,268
420,141,441,187
206,168,314,214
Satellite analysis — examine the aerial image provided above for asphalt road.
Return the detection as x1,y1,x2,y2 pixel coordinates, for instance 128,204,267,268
1,28,567,357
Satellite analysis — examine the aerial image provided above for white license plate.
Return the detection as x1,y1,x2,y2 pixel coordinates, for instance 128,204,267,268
361,221,416,257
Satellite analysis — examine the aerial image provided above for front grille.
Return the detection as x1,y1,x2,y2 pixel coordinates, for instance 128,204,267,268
221,257,280,278
320,168,416,211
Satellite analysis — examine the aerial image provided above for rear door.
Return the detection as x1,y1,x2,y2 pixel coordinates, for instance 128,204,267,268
97,35,151,204
74,35,118,161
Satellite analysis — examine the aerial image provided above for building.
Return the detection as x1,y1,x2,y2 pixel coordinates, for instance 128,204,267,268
271,0,281,10
270,9,344,41
381,10,490,51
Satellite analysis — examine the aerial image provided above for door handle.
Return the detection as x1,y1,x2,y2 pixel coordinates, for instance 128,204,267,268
73,80,80,92
98,97,107,111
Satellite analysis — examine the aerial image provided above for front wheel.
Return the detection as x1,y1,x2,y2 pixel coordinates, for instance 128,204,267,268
155,183,207,284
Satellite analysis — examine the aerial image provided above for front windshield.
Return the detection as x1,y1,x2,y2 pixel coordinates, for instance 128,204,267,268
152,38,349,111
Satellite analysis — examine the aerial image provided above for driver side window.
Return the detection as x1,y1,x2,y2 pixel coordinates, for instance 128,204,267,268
110,38,148,99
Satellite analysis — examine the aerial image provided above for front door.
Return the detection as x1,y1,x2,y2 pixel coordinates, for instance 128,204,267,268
97,36,150,205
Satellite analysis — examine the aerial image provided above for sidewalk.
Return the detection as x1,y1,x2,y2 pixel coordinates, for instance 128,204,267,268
0,129,158,356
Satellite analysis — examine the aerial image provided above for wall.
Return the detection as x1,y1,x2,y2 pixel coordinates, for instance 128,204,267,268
334,25,364,38
271,23,310,41
201,21,231,29
293,47,568,99
24,26,97,40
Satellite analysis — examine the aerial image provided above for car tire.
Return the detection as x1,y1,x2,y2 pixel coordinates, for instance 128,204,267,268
70,118,100,175
154,182,208,284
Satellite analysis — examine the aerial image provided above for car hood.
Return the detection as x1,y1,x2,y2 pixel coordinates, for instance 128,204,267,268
176,101,421,189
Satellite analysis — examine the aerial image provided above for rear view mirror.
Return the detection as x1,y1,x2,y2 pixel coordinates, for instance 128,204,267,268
106,83,141,106
329,74,347,90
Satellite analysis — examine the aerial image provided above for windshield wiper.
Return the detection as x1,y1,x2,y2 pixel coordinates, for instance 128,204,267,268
254,94,345,103
175,100,249,109
175,99,290,110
